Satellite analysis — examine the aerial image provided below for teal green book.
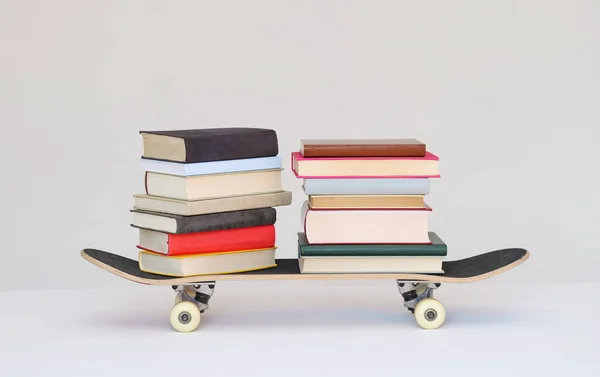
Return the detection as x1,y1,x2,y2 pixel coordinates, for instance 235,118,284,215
297,232,447,256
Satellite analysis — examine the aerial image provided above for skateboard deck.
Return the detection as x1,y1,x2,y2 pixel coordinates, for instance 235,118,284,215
81,247,529,285
80,248,529,332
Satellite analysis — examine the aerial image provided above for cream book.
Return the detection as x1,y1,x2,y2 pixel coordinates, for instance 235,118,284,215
301,200,431,244
138,248,277,277
299,256,444,274
133,191,292,216
144,168,283,201
308,194,425,209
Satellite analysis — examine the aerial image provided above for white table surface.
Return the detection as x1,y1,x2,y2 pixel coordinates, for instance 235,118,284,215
1,280,598,376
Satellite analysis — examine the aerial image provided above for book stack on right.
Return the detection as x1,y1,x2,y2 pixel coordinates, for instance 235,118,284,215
291,139,447,274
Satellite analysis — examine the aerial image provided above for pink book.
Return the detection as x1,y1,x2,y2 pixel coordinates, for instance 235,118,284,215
301,201,433,244
290,151,440,178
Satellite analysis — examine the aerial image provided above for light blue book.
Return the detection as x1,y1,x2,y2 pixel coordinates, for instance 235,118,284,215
141,156,283,176
302,177,430,195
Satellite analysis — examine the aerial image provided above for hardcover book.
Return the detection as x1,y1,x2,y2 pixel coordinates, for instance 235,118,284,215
298,255,444,274
291,152,439,178
144,169,283,201
140,155,282,177
140,127,279,163
301,201,432,244
132,191,292,216
300,138,426,157
138,247,278,277
308,194,425,209
297,232,447,256
137,225,276,255
302,177,430,195
130,207,277,234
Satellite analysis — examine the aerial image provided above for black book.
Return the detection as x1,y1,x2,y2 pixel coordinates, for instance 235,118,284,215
130,207,277,234
140,127,279,163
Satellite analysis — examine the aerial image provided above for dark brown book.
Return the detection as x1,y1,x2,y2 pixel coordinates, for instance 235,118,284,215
140,128,279,163
300,139,426,157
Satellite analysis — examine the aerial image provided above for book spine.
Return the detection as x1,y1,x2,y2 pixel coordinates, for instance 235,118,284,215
182,156,282,175
185,191,291,215
166,225,276,255
303,208,431,244
174,208,277,233
302,178,430,195
184,131,279,162
298,246,447,257
302,144,426,158
144,171,149,194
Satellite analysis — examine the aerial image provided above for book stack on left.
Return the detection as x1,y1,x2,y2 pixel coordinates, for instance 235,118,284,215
130,127,292,277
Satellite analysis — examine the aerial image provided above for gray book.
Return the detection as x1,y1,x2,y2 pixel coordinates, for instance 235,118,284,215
130,207,277,234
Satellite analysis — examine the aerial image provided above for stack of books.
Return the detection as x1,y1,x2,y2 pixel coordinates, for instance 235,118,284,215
130,127,292,277
291,139,447,274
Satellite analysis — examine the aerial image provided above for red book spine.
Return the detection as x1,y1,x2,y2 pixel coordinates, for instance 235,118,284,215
139,225,276,256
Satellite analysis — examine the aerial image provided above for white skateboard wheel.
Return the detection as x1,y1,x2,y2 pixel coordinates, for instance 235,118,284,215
170,301,201,332
414,298,446,330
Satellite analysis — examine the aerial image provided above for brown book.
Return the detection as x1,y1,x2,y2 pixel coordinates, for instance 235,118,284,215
300,139,426,157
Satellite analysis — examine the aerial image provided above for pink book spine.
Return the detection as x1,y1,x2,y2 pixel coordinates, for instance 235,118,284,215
292,151,439,161
302,207,433,245
290,151,441,179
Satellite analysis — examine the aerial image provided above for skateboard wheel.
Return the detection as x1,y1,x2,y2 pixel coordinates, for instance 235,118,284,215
414,298,445,330
170,301,201,332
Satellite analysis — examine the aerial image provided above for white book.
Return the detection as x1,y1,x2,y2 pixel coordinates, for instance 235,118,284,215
302,177,430,195
145,169,283,201
301,200,431,244
299,255,443,273
141,156,282,176
138,248,277,277
132,191,292,216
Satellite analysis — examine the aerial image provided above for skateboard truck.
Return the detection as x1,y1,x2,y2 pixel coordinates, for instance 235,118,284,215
397,281,445,329
172,283,216,312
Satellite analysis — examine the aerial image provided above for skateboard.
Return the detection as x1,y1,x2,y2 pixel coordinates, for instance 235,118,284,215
81,247,529,332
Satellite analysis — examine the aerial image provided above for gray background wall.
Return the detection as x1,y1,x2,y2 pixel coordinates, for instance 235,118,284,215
1,0,598,290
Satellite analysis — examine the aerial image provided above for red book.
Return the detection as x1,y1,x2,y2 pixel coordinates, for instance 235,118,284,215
136,225,276,256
